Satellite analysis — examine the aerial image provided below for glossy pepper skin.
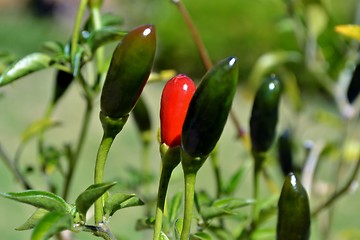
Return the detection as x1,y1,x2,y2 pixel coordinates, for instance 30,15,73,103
347,63,360,104
52,70,73,105
100,24,156,118
277,172,310,240
250,75,282,153
160,74,196,147
182,57,238,159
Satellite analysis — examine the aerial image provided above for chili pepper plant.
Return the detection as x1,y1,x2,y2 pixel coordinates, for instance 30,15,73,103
1,0,360,240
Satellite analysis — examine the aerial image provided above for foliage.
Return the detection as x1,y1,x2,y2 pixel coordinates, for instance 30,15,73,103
0,0,360,240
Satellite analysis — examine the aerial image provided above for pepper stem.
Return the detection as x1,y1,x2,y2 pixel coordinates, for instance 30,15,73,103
153,145,181,240
252,151,266,228
180,171,197,240
180,150,206,240
94,112,128,224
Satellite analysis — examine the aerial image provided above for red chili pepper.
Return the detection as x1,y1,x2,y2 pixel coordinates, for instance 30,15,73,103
160,74,196,147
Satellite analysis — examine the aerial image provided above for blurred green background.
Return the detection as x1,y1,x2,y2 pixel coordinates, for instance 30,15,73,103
1,0,360,239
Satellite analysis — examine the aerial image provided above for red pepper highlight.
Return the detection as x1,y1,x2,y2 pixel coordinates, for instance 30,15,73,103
160,74,196,147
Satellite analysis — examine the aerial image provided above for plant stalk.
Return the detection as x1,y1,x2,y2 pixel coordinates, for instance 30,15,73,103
153,163,175,240
180,171,197,240
94,134,115,224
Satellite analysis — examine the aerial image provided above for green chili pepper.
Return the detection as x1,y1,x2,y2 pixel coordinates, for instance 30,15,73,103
347,63,360,104
277,172,310,240
100,24,156,118
250,75,282,153
277,129,295,177
52,70,73,105
181,57,238,160
132,96,151,134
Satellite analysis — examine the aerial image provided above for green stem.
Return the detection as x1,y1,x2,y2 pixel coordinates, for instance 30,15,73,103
94,134,115,224
63,99,93,200
153,146,181,240
312,152,360,217
153,164,174,240
90,6,105,75
251,152,266,231
94,113,127,224
180,171,197,240
71,0,89,65
210,148,222,198
0,144,32,189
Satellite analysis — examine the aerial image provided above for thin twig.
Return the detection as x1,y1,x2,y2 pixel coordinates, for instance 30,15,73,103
301,140,325,199
312,152,360,217
0,144,32,189
171,0,213,71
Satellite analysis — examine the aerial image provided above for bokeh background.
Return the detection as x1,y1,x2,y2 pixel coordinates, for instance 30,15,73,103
1,0,360,239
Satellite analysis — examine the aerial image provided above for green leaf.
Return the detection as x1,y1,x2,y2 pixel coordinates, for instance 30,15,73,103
281,69,303,111
16,208,49,231
75,182,117,220
72,47,84,78
160,232,170,240
104,192,144,218
190,232,212,240
135,217,155,231
201,198,254,220
87,27,127,52
224,162,251,195
168,191,183,223
174,218,183,239
0,53,53,87
31,211,73,240
252,228,275,239
248,51,301,89
21,118,60,144
42,41,65,55
0,190,70,212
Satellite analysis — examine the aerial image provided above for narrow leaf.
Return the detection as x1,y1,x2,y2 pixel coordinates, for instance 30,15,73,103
87,27,127,52
0,53,52,87
21,118,60,144
0,190,70,212
104,192,144,218
168,191,183,223
190,232,212,240
31,211,73,240
75,182,117,220
42,41,64,55
224,162,251,195
201,198,254,220
160,232,170,240
135,217,155,231
16,208,49,231
248,51,301,89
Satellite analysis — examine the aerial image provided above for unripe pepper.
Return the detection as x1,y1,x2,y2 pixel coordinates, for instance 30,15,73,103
133,96,152,134
250,75,282,153
277,172,310,240
100,24,156,118
182,57,238,160
277,129,295,176
347,63,360,104
160,74,196,147
52,70,73,105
